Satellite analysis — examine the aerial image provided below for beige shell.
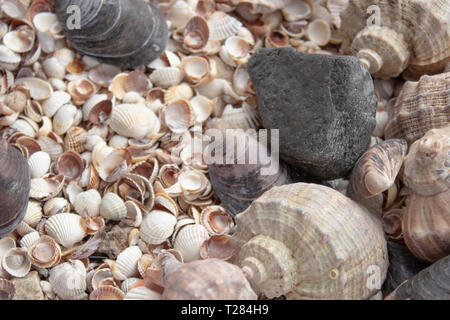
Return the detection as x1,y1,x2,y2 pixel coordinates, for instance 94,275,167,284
42,90,71,117
100,192,127,221
49,260,87,300
220,100,261,130
402,126,449,196
231,183,388,299
98,148,132,183
29,174,65,201
340,0,450,78
53,104,80,136
139,210,177,245
173,224,210,263
43,197,70,217
149,67,184,88
110,103,160,139
1,247,31,278
37,135,64,161
28,235,61,268
73,189,102,217
161,253,256,300
402,191,450,263
19,231,40,249
64,126,87,153
200,206,234,235
28,150,51,179
208,11,242,41
23,200,43,227
111,246,143,281
124,286,162,300
90,285,125,300
45,213,87,248
121,278,140,294
385,72,449,145
348,139,408,199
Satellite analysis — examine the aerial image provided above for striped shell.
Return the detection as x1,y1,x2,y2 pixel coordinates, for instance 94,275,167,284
45,213,87,248
231,183,388,300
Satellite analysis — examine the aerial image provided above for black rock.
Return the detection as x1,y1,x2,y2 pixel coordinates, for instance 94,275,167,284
248,47,377,180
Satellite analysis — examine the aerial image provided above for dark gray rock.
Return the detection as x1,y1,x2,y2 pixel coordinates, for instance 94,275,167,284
248,47,377,180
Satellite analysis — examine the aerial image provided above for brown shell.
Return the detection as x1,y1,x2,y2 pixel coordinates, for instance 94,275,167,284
402,191,450,263
161,254,257,300
0,139,31,237
348,139,407,199
385,255,450,300
384,72,449,145
402,126,449,196
340,0,450,78
230,183,388,300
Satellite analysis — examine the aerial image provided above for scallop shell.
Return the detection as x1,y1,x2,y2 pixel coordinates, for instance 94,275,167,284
53,104,79,136
149,67,184,88
384,72,449,144
73,189,102,217
183,16,210,53
64,126,87,153
340,0,450,78
49,260,87,300
220,101,261,130
23,200,43,227
19,231,40,249
124,286,162,300
402,126,449,196
45,213,87,248
90,285,125,300
111,246,143,281
139,210,177,245
231,183,388,299
37,135,64,161
348,139,408,199
1,247,31,278
100,192,127,221
173,224,210,263
161,99,195,134
110,103,160,139
208,11,242,41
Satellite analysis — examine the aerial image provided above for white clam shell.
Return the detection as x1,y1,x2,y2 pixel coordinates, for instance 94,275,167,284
49,260,87,300
1,248,32,278
15,77,53,100
100,192,127,221
139,210,177,245
149,67,184,88
33,12,59,33
43,197,70,217
110,103,160,139
112,246,143,281
173,224,210,262
0,44,21,70
23,200,43,227
45,213,87,248
19,231,40,249
3,28,35,53
53,104,78,135
42,91,71,117
42,57,66,79
208,11,242,41
73,189,102,217
28,151,51,178
124,286,162,300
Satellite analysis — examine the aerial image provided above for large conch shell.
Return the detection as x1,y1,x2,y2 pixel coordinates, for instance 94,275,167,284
0,139,31,237
384,72,449,145
340,0,450,78
230,183,388,299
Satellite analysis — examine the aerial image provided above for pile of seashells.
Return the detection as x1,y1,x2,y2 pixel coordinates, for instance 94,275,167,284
0,0,449,300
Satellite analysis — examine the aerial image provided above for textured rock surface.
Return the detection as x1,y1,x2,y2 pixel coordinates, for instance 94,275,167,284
97,225,133,259
248,47,377,180
11,271,44,300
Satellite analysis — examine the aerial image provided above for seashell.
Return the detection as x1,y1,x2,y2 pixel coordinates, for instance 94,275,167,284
14,77,53,101
0,45,21,71
340,0,450,78
68,79,97,106
382,241,428,296
140,210,177,245
90,285,125,300
231,183,388,299
402,127,449,196
0,279,15,300
64,126,87,154
219,36,251,67
161,99,195,134
200,234,234,261
19,231,40,249
207,119,291,215
43,197,70,217
23,200,43,228
110,103,160,139
55,151,85,182
82,95,112,126
5,90,27,113
181,56,215,86
111,246,143,281
28,151,51,179
24,100,44,123
173,224,210,263
121,277,140,294
10,118,37,138
37,117,53,137
167,0,195,29
233,64,255,97
0,139,31,237
49,260,87,300
54,0,168,68
384,72,449,145
124,286,162,300
183,16,210,53
73,189,102,217
45,213,87,248
42,91,71,118
42,57,66,79
100,192,127,221
64,181,83,206
385,255,449,300
220,101,261,130
190,95,214,123
200,206,234,235
53,104,79,136
98,148,132,183
0,237,16,260
161,253,256,300
306,19,332,46
265,30,290,48
2,247,31,278
208,11,242,41
37,135,64,161
149,67,184,88
66,59,85,75
281,0,314,21
348,139,408,199
28,235,62,268
123,201,143,228
124,71,150,95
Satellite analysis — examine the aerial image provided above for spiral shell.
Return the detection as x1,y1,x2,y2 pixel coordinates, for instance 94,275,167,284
231,183,388,299
54,0,169,68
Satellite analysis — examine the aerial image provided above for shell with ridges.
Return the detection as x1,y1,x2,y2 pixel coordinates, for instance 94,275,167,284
110,103,160,139
173,223,210,263
49,260,87,300
100,192,127,221
111,246,143,281
45,213,87,248
73,189,102,217
23,200,43,227
139,210,177,245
